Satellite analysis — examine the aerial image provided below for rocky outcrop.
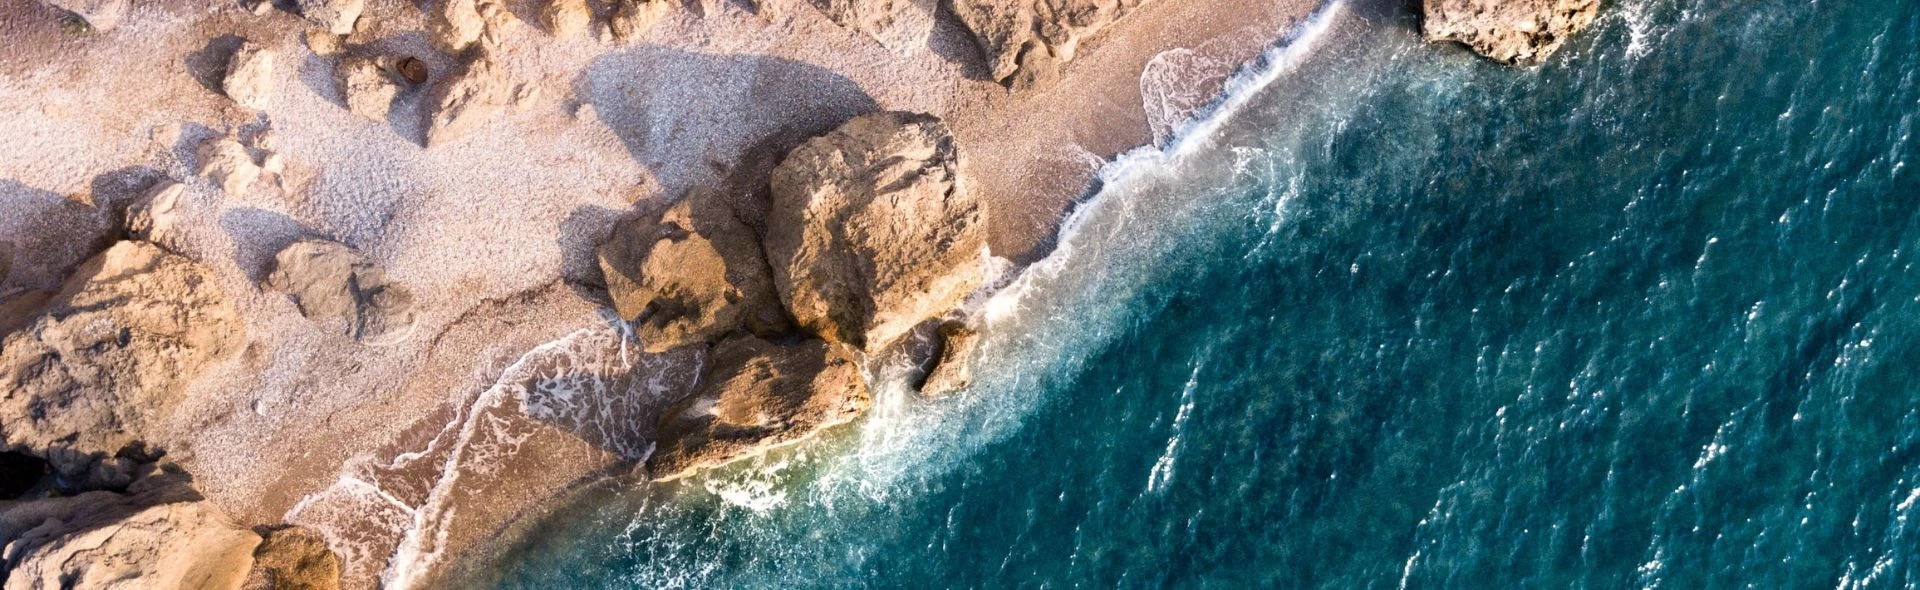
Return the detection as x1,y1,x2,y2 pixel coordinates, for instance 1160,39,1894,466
542,0,593,39
241,526,343,590
609,0,673,42
296,0,365,36
945,0,1151,89
1422,0,1600,65
265,239,417,345
426,51,512,147
5,500,261,590
765,111,986,351
223,42,275,110
336,55,402,121
648,336,869,480
196,135,262,194
806,0,935,53
597,190,790,353
0,241,240,490
42,0,128,31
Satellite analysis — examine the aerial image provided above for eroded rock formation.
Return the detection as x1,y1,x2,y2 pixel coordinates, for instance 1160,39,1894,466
1422,0,1601,65
265,239,418,345
242,526,344,590
426,51,513,146
765,111,985,352
648,335,869,480
806,0,936,53
946,0,1151,89
597,189,791,353
0,241,241,489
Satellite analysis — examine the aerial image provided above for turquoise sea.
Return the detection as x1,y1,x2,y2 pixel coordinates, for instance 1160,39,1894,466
491,0,1920,586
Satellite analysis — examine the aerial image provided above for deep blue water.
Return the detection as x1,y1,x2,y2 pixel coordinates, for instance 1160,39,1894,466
489,0,1920,586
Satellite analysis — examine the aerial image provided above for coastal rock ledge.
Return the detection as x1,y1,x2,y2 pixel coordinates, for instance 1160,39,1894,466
1422,0,1601,65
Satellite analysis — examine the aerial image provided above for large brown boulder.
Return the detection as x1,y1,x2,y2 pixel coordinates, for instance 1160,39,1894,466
4,500,262,590
1422,0,1601,65
764,111,986,351
647,336,869,480
945,0,1151,89
597,190,790,353
0,241,241,489
265,239,417,345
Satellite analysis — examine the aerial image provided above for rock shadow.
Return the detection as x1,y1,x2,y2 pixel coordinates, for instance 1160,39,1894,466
0,180,114,295
219,207,309,282
557,205,629,306
573,46,881,202
185,34,248,97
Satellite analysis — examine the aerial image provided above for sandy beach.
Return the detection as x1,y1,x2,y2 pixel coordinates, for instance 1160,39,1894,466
0,0,1318,585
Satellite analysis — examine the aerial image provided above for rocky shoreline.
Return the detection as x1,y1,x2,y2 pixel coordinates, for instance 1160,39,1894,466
0,0,1596,587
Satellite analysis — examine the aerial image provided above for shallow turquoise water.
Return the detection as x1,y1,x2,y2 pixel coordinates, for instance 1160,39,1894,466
491,0,1920,586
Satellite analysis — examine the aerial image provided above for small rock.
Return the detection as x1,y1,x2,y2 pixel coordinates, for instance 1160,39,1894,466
426,51,513,147
247,0,273,16
243,526,345,590
266,239,417,345
431,0,513,54
196,135,261,194
297,0,365,35
918,320,976,396
305,29,343,56
337,54,401,121
223,41,276,110
123,180,187,246
395,56,430,84
609,0,671,42
42,0,128,31
542,0,592,39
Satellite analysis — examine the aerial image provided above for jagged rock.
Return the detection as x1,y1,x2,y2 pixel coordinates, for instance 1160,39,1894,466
196,135,261,194
265,239,417,345
918,319,975,396
296,0,364,35
597,190,789,353
336,55,400,121
0,241,241,489
5,500,261,590
1422,0,1601,65
123,180,187,248
946,0,1150,89
430,0,514,54
425,51,512,147
42,0,128,31
805,0,935,53
765,111,986,351
648,336,869,480
542,0,593,39
223,42,275,110
241,526,343,590
609,0,671,42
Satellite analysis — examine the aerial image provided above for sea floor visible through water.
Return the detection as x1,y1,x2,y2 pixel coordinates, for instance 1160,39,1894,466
483,0,1920,586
